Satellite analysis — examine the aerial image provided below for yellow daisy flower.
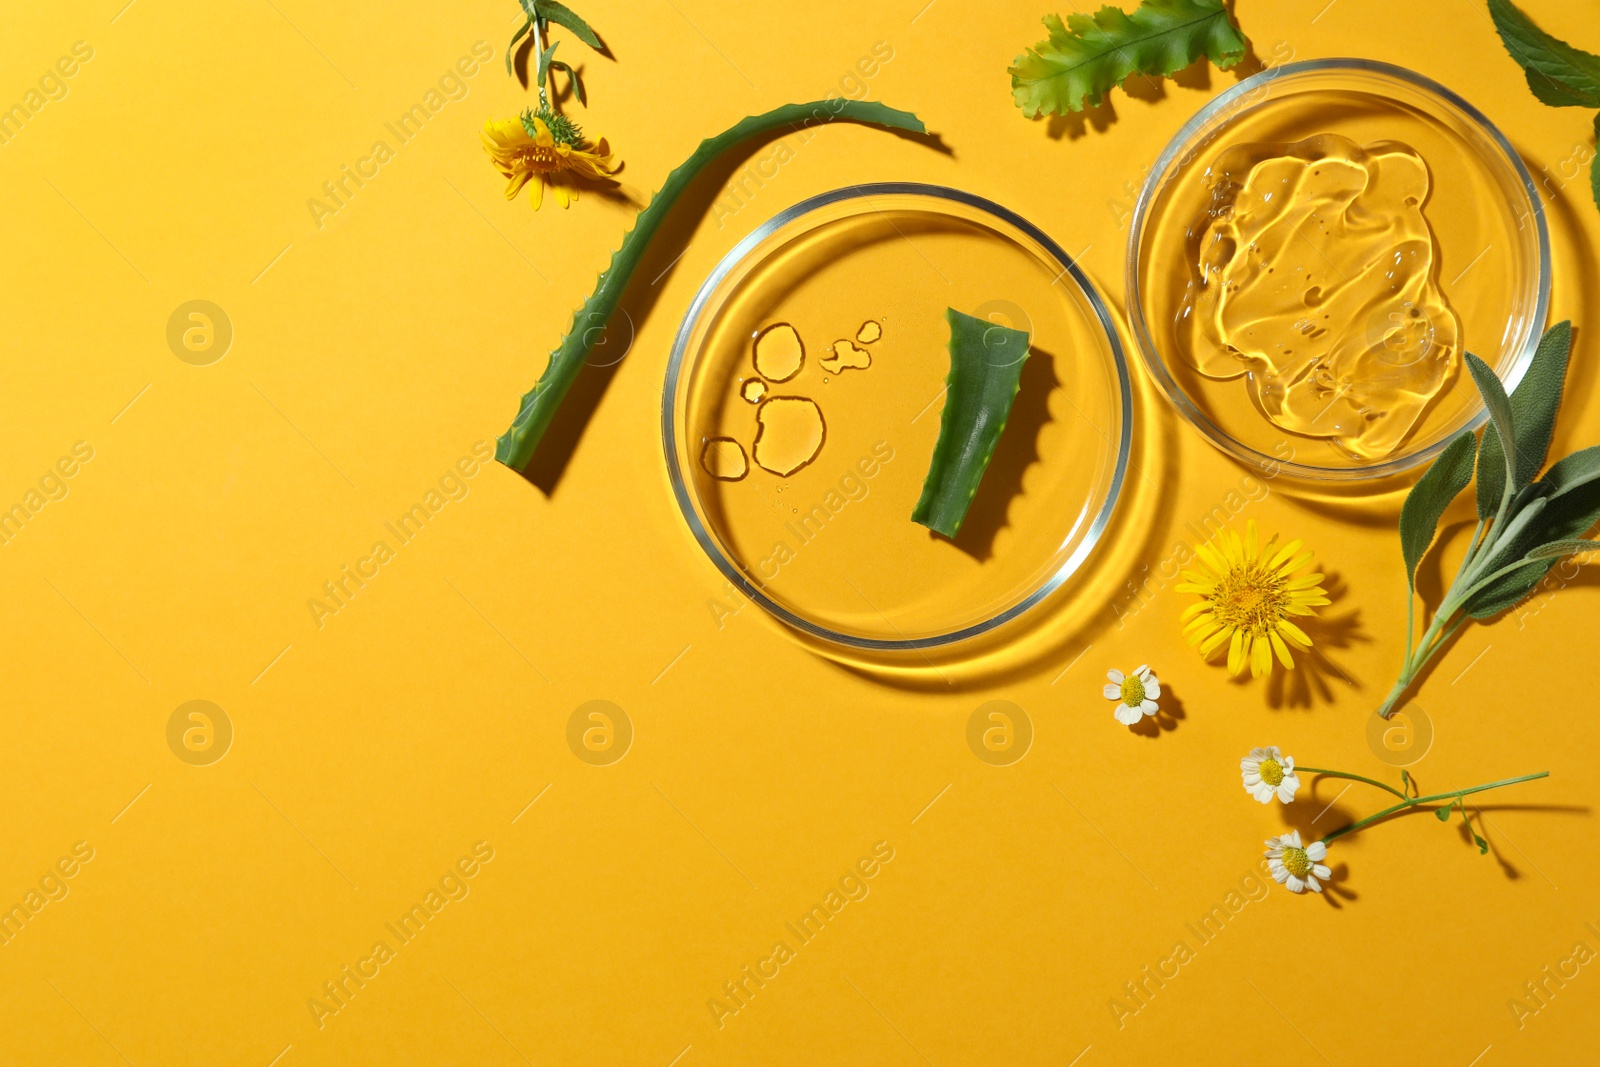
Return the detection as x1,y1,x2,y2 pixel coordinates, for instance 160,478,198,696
1177,520,1330,678
482,110,618,210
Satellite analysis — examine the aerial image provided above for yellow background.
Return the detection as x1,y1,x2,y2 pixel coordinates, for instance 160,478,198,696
2,0,1598,1064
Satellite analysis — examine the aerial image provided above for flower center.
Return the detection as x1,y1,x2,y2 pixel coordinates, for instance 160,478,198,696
1210,565,1289,636
1259,758,1285,786
1282,846,1312,878
1120,676,1146,707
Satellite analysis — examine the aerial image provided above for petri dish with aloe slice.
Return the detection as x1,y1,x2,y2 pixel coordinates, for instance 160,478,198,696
663,183,1132,650
1128,59,1549,481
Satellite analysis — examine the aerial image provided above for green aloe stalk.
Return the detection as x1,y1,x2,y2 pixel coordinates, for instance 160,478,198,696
495,100,927,472
912,308,1032,538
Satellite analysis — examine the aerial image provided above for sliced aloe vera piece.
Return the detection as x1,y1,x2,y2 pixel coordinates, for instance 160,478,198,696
912,308,1031,538
494,99,927,472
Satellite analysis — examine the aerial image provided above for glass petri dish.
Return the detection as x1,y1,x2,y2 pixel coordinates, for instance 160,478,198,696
1128,59,1550,481
663,183,1132,650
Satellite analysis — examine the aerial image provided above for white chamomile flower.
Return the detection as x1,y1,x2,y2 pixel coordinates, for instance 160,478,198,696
1103,665,1160,725
1241,746,1300,804
1265,830,1331,893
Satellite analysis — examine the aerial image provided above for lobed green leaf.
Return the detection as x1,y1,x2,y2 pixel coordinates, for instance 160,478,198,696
1009,0,1246,117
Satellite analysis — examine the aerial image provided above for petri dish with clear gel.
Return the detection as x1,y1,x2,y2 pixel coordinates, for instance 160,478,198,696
663,183,1132,650
1127,59,1550,481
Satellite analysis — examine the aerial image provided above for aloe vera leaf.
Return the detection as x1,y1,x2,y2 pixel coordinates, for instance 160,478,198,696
911,308,1032,538
494,100,927,472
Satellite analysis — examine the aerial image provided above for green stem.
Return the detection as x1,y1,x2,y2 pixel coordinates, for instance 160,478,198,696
1296,766,1408,801
1319,771,1548,845
494,100,927,472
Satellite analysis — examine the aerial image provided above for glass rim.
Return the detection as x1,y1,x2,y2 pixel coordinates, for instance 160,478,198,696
1123,57,1552,482
662,181,1134,651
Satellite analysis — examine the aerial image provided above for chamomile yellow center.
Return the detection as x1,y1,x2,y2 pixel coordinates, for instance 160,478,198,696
1211,565,1290,636
1281,846,1312,878
1259,758,1285,786
1120,676,1146,707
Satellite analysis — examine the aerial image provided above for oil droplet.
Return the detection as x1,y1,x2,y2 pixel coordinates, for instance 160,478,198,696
856,320,882,344
741,378,767,404
752,397,825,476
700,437,748,481
752,323,804,382
819,339,872,374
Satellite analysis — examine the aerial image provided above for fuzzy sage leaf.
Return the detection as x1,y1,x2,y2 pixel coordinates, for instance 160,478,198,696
494,100,928,472
1464,352,1517,519
1380,324,1593,717
1400,429,1475,591
1476,320,1572,516
911,309,1031,539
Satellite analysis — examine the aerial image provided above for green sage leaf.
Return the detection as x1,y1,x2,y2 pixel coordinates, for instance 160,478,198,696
1526,538,1600,560
1477,322,1573,515
912,309,1032,538
1401,430,1475,591
1435,805,1451,821
537,0,603,49
1465,352,1517,519
1488,0,1600,107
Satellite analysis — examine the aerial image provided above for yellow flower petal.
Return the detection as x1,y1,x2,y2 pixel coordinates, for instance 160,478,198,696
528,174,544,210
1200,627,1231,656
1250,634,1273,678
1227,629,1247,675
1277,618,1313,648
1269,631,1296,670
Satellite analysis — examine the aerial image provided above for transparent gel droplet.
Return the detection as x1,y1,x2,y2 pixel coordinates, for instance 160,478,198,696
741,378,768,404
701,437,748,481
752,323,804,382
752,397,825,476
856,320,882,344
819,339,872,374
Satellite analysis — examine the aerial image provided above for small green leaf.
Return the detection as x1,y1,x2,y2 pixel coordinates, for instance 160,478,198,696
1010,0,1246,117
1435,805,1452,821
1526,538,1600,559
1593,114,1600,216
1488,0,1600,107
537,39,560,89
1401,769,1412,791
507,18,533,76
1401,430,1475,591
537,0,603,49
1475,834,1490,854
912,309,1032,539
1466,352,1518,519
1477,322,1573,514
550,60,587,105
